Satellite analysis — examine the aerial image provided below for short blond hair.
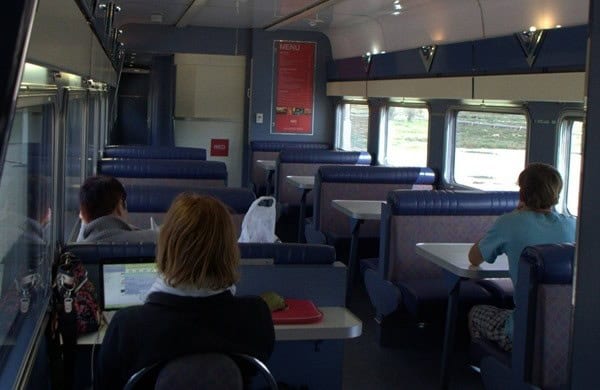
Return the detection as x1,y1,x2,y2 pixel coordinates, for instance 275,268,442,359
518,163,563,210
156,193,239,289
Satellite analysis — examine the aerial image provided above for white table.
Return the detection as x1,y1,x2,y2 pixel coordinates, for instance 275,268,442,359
78,306,362,345
257,160,276,195
285,175,315,243
415,243,509,389
332,200,385,298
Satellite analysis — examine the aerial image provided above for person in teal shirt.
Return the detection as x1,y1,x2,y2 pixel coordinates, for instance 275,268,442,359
468,163,576,350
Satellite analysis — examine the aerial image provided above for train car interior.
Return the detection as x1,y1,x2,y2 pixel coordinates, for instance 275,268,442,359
1,0,599,389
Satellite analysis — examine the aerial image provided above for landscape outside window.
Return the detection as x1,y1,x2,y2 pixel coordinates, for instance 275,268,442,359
340,103,368,151
384,106,429,166
454,111,527,190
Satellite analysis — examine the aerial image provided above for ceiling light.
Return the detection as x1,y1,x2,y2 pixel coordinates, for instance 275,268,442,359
392,11,401,15
365,52,371,56
393,0,400,3
380,51,386,54
394,4,402,10
529,26,537,32
150,13,163,23
555,24,562,28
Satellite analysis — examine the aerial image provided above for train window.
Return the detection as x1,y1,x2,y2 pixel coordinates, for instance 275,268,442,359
64,93,86,240
380,105,429,166
0,100,54,387
557,117,584,216
336,101,369,151
449,110,528,190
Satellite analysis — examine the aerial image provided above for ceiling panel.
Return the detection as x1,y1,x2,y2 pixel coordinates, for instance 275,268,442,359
107,0,589,60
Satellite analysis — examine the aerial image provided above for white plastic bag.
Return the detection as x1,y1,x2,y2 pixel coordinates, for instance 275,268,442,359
238,196,279,243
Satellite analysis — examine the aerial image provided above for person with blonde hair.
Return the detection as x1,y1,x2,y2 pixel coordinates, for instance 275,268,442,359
96,193,275,389
468,163,576,351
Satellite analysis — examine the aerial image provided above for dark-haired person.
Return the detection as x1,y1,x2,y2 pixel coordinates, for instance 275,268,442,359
468,163,576,351
95,194,275,389
76,175,156,242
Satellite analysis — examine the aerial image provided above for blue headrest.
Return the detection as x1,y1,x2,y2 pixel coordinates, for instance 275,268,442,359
125,185,255,213
520,243,575,284
104,145,207,160
318,166,436,184
64,242,157,264
238,243,336,265
278,150,372,165
251,141,330,152
388,190,519,215
98,159,227,180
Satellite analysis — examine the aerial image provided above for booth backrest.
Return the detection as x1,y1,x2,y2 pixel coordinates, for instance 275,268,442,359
250,141,330,194
512,243,575,389
275,150,372,208
64,241,345,307
237,242,344,306
98,158,227,187
103,145,207,160
381,190,519,282
123,185,255,235
313,166,436,238
238,242,336,265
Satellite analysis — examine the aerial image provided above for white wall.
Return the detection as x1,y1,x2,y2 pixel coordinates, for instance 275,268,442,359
173,54,246,187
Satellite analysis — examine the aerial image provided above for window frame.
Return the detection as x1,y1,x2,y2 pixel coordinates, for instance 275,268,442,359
444,105,530,190
335,99,369,152
379,102,430,166
556,110,585,216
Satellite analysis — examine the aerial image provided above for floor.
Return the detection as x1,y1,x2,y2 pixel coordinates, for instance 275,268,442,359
277,211,485,390
342,282,484,390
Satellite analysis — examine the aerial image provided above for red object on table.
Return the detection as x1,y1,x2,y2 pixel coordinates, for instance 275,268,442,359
271,299,323,324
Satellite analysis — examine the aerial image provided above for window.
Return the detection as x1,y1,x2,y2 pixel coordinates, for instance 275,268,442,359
64,93,86,240
449,110,528,190
557,117,584,216
337,102,369,151
381,105,429,166
0,99,54,388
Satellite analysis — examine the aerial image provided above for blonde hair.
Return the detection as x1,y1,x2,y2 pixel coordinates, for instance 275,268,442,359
156,193,239,289
518,163,563,210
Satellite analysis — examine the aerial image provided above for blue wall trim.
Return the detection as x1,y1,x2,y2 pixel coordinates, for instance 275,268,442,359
328,25,588,81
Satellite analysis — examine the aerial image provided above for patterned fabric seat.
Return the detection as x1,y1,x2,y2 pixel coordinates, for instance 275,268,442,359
479,243,575,390
305,165,435,245
250,141,330,195
363,190,519,345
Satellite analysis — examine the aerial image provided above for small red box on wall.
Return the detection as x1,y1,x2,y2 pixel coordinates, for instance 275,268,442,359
210,139,229,157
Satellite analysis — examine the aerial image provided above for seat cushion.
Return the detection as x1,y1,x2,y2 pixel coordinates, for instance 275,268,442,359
360,258,379,275
397,279,494,320
477,278,515,309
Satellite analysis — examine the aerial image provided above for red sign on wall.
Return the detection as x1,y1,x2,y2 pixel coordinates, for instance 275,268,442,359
273,41,315,135
210,139,229,157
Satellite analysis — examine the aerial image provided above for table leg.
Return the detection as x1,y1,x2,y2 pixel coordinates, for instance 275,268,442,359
440,274,461,389
297,189,310,243
346,218,364,301
266,170,274,196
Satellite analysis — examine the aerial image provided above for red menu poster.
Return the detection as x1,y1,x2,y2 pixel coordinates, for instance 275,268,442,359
273,41,315,134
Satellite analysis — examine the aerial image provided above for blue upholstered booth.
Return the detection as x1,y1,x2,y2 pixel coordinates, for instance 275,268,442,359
98,158,226,180
124,185,255,214
307,166,436,244
275,150,372,213
250,141,330,152
238,242,335,265
250,141,330,195
103,145,207,160
479,243,575,390
363,190,519,346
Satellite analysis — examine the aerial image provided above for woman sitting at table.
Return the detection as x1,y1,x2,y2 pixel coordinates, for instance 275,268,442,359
467,163,576,351
96,193,275,389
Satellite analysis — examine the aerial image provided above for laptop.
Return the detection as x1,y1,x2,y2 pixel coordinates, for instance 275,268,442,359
100,262,158,321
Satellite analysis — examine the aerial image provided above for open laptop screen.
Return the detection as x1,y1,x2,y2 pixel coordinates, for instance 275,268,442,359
101,262,157,310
